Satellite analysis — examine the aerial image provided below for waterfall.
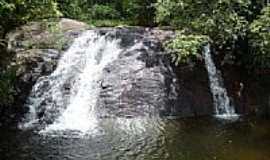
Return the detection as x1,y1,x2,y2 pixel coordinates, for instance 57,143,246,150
20,30,122,133
202,44,238,119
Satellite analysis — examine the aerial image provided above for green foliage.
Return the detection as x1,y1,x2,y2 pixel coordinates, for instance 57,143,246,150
0,0,61,32
122,0,156,26
57,0,88,20
57,0,156,26
0,67,17,106
155,0,185,25
91,4,120,20
249,5,270,68
0,0,158,30
155,0,249,48
156,0,270,68
165,33,209,65
0,0,61,54
21,0,61,20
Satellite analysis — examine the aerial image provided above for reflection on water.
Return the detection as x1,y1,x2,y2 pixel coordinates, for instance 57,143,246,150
1,117,270,160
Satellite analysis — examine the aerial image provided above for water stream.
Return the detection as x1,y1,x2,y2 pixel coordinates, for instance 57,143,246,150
203,44,238,119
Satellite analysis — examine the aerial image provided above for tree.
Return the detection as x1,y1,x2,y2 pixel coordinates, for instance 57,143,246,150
156,0,270,69
249,5,270,68
0,0,61,35
123,0,156,26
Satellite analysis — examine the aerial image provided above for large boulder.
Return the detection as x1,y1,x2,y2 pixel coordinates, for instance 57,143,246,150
96,28,213,118
7,18,89,53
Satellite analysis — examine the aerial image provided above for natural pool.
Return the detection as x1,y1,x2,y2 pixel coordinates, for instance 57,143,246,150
0,116,269,160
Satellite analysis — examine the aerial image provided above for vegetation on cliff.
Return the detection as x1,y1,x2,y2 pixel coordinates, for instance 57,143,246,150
157,0,269,69
249,5,270,68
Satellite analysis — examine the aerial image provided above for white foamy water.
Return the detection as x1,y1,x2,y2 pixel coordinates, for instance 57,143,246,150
203,44,238,119
21,30,122,133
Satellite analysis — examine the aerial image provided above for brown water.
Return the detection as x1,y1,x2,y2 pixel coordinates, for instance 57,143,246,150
0,116,270,160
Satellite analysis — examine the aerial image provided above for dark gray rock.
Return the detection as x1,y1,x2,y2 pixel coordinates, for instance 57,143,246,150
10,49,61,107
96,28,206,118
174,63,214,117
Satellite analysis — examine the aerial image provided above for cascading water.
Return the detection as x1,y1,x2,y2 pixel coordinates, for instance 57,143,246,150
20,30,123,133
202,44,238,119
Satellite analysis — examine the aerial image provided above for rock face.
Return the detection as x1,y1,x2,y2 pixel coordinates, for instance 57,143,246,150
96,28,181,117
11,49,60,108
95,28,214,118
222,65,270,117
174,63,214,117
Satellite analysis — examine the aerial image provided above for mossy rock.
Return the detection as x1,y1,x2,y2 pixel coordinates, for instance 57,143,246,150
6,18,89,52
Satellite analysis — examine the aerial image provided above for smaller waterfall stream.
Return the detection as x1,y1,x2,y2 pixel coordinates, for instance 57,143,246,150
203,44,238,119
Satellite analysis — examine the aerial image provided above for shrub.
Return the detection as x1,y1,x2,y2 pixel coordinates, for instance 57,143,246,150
91,4,120,20
122,0,156,26
249,6,270,68
0,0,61,33
57,0,87,20
156,0,270,69
155,0,249,49
165,33,209,65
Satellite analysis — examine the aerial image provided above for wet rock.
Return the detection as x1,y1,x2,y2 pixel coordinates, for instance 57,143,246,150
96,28,206,118
173,62,214,117
2,19,89,125
11,49,61,106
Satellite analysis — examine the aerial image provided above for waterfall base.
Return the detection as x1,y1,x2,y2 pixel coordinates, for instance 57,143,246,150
214,114,239,121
